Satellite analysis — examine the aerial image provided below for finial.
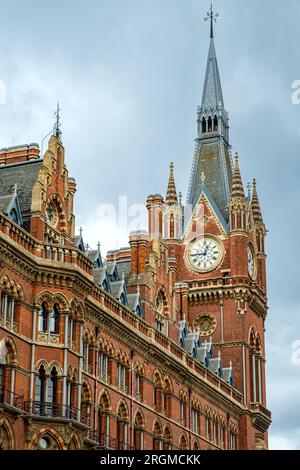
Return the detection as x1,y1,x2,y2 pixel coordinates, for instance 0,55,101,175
204,2,219,39
230,360,233,368
13,183,18,195
218,350,221,358
79,227,83,237
54,102,62,138
97,241,101,251
200,172,206,185
178,191,183,205
247,182,252,199
137,284,140,295
121,272,125,283
253,178,257,188
209,335,212,343
170,161,174,171
234,152,239,163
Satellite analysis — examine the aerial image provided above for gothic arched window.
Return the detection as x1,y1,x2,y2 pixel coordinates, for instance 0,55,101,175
152,420,163,450
163,425,172,450
48,367,58,415
202,117,206,134
208,116,212,132
98,392,110,448
213,115,218,131
38,302,48,333
164,378,172,418
117,403,129,450
49,304,59,334
35,365,47,415
134,411,144,450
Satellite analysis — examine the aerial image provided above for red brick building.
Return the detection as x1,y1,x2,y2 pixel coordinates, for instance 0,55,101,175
0,11,271,451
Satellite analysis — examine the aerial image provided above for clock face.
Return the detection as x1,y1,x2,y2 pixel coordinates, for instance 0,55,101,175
248,245,255,279
188,237,221,272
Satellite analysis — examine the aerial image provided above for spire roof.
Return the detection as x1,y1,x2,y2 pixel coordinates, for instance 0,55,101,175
251,179,263,222
201,5,223,110
230,153,245,199
165,162,178,206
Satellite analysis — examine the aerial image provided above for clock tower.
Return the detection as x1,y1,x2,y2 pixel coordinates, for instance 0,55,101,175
154,5,270,449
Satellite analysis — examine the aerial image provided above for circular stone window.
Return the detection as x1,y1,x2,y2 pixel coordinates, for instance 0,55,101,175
195,313,217,337
38,436,51,450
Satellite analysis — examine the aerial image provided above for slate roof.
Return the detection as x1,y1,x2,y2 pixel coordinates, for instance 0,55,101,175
93,267,107,285
0,160,42,217
178,320,233,385
116,261,131,282
0,194,15,214
110,280,124,299
127,293,139,311
191,140,232,220
201,39,224,110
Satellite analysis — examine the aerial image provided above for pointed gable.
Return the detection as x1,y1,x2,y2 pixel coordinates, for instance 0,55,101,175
184,180,228,243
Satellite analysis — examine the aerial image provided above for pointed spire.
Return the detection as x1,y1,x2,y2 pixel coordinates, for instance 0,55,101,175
202,5,223,110
53,102,62,138
251,179,263,223
230,153,245,199
165,162,178,205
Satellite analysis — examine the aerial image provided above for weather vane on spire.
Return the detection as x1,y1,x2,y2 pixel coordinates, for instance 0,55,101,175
54,102,62,138
204,2,219,39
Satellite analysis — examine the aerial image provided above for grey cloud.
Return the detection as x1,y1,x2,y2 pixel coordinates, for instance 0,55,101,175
0,0,299,449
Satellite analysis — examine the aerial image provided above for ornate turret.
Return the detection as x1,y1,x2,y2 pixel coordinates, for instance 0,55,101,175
228,153,247,231
165,162,178,206
251,179,266,255
251,179,263,224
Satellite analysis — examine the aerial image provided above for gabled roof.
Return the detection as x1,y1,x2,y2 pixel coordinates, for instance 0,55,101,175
88,244,103,268
127,292,144,318
223,366,234,386
93,267,107,286
184,182,229,237
0,194,15,214
209,356,223,377
0,159,42,217
74,232,85,252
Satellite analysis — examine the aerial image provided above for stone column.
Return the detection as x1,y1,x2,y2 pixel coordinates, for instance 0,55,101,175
77,321,84,421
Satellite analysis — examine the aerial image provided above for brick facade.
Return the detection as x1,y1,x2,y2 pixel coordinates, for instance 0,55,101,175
0,20,271,451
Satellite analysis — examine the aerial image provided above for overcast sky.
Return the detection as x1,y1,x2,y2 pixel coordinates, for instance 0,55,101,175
0,0,299,450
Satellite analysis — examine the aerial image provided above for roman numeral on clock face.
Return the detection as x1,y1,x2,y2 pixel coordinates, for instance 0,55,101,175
188,237,221,272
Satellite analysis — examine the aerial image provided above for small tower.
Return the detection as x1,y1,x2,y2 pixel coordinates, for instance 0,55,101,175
227,153,249,278
163,163,182,239
251,179,267,292
228,153,248,231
